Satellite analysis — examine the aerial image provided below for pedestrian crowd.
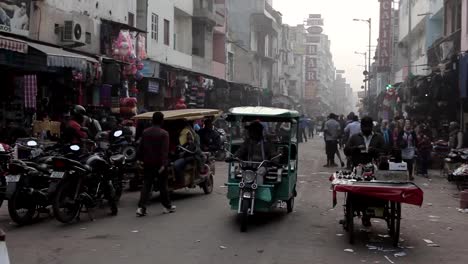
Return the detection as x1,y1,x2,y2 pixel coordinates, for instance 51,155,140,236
315,112,468,180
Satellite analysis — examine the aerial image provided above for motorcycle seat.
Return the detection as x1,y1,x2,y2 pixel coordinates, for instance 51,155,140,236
24,162,50,174
110,154,125,164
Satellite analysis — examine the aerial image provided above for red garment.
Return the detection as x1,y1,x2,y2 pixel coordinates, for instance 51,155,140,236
67,120,88,144
137,126,169,168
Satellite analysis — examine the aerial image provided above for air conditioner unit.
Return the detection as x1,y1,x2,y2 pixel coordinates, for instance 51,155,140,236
62,20,85,46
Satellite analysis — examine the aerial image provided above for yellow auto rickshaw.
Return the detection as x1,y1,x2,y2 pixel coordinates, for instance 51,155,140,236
132,109,223,194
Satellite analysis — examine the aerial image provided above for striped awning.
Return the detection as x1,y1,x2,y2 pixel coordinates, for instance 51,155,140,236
28,42,97,70
0,36,28,54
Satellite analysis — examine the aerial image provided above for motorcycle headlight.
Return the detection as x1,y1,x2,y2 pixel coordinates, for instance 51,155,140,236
242,170,256,183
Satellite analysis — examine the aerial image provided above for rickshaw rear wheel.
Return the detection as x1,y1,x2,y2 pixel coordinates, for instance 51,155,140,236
202,174,214,194
287,197,294,213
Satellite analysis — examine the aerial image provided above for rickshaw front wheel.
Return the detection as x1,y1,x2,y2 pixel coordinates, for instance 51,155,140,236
240,199,250,232
287,197,294,213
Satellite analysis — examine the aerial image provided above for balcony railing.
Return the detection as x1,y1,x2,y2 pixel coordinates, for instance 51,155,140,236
193,7,223,27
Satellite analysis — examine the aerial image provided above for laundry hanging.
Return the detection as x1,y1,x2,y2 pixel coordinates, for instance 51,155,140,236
23,75,37,110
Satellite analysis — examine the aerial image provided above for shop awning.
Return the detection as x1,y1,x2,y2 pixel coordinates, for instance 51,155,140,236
28,42,97,70
0,35,28,53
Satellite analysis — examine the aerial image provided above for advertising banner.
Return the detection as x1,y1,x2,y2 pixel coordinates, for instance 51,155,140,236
0,0,31,36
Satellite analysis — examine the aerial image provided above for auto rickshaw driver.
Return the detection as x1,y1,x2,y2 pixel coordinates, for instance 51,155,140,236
234,121,276,162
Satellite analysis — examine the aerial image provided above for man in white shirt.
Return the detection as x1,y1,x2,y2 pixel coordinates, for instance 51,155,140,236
323,113,341,167
344,116,361,142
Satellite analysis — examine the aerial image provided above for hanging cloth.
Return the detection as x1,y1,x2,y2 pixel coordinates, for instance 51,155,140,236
24,75,37,110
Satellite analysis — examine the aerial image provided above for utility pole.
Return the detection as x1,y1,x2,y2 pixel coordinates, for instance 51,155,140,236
368,18,371,99
407,0,412,80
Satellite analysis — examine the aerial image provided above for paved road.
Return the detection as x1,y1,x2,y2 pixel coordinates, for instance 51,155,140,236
1,138,467,264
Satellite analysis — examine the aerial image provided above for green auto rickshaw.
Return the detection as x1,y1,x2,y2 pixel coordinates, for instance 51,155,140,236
224,106,299,232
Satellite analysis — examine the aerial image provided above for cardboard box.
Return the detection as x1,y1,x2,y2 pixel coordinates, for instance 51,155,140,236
389,161,407,171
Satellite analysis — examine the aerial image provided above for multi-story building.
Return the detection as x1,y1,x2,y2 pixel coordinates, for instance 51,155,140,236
286,24,306,101
192,0,225,77
226,0,281,90
0,0,144,126
394,0,444,83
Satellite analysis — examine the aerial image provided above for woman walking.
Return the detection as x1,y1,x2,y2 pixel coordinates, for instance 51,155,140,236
398,120,418,181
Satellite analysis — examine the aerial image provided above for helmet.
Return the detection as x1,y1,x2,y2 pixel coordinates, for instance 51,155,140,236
72,105,86,116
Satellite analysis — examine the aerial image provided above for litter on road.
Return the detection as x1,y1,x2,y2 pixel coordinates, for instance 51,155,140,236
384,256,394,264
344,249,354,253
394,252,407,257
219,246,227,250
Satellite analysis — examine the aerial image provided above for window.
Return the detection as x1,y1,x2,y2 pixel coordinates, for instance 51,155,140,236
151,13,158,41
164,19,170,46
128,12,135,27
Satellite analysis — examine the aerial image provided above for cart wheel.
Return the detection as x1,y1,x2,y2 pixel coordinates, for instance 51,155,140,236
393,203,401,247
346,195,354,244
286,197,294,213
389,202,395,236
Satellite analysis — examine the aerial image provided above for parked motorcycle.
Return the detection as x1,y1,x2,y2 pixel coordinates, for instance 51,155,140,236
0,143,13,208
4,140,64,225
52,133,125,223
214,127,228,161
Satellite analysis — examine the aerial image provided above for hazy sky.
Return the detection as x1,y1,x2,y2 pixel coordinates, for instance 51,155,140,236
273,0,381,92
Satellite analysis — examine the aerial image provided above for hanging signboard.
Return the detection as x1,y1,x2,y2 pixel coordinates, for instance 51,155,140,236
307,14,324,26
307,26,323,34
378,0,392,72
0,0,31,36
148,79,160,94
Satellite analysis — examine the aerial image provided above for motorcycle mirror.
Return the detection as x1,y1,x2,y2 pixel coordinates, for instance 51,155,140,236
26,140,38,147
70,145,80,151
113,130,123,137
272,153,282,160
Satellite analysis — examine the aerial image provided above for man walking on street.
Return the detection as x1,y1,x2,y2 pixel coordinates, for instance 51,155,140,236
298,115,308,143
136,112,176,216
308,117,315,139
323,113,341,167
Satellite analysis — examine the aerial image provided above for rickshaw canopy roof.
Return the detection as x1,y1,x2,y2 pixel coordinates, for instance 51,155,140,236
133,109,222,121
227,107,299,122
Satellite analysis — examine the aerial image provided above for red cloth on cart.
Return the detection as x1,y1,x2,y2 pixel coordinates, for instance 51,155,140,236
332,180,424,207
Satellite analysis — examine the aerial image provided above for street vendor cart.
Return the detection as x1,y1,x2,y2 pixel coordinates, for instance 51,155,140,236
331,168,424,247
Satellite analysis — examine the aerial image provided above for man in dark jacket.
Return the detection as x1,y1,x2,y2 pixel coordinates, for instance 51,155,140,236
344,116,385,227
136,112,175,216
198,119,221,152
344,116,385,167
